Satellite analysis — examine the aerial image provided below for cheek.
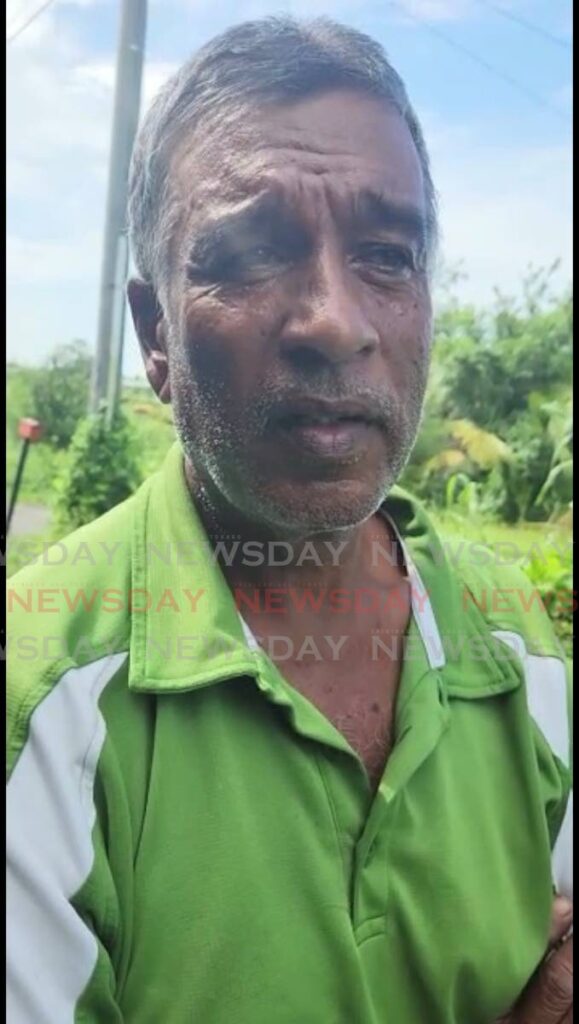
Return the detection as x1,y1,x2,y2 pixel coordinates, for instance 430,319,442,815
375,292,431,383
180,295,270,399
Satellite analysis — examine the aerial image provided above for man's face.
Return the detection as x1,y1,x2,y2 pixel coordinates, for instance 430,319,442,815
149,89,432,535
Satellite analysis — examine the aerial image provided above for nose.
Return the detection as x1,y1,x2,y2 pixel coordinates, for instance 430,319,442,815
279,248,379,370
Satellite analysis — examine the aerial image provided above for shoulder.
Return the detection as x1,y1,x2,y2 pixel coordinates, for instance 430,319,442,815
456,546,566,660
451,540,572,771
6,487,146,779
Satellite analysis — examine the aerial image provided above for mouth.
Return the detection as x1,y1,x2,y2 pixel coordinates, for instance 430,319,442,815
269,398,385,461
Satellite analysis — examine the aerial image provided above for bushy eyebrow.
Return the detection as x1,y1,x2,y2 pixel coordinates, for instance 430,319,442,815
186,194,296,266
352,189,428,246
185,186,428,269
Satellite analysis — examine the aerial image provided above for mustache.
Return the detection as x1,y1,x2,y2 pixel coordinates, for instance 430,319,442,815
252,383,399,433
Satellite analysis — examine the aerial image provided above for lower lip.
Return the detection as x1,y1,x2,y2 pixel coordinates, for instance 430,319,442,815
276,419,379,460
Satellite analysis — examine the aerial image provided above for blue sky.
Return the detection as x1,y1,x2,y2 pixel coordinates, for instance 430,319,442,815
7,0,572,378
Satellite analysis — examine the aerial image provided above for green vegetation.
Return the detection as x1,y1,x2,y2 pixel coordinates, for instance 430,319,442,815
6,368,175,512
430,513,573,658
6,365,69,505
6,265,572,653
401,263,572,525
120,391,176,479
53,406,143,534
30,340,92,449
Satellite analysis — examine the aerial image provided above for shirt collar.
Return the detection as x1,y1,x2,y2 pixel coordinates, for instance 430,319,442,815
128,442,519,699
128,442,258,692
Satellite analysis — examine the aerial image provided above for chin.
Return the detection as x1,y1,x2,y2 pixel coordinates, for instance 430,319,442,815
245,475,393,536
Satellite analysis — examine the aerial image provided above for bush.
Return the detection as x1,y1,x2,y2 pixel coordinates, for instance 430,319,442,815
53,406,142,533
405,266,572,524
523,547,574,659
433,513,573,659
6,366,70,505
31,340,92,449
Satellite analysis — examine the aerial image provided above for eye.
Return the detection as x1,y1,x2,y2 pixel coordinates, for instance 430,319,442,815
213,243,284,283
247,244,277,261
354,243,416,277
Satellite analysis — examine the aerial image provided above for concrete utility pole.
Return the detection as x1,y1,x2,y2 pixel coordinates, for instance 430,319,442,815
90,0,147,415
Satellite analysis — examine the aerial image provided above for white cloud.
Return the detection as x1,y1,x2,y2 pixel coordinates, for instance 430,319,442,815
141,61,180,107
6,0,573,374
75,60,178,110
7,14,111,172
6,2,177,374
7,233,101,284
7,0,107,30
391,0,473,21
430,133,572,305
7,1,177,205
167,0,470,17
7,157,52,200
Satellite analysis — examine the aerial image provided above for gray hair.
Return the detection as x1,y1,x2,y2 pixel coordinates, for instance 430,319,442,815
128,16,438,297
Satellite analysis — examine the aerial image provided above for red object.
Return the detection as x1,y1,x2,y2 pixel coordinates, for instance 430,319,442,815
18,418,43,442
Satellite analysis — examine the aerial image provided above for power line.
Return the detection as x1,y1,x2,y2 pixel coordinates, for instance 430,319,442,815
6,1,33,35
472,0,572,51
389,1,569,122
6,0,57,44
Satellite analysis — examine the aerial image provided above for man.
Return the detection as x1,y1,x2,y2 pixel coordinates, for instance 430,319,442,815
7,17,572,1023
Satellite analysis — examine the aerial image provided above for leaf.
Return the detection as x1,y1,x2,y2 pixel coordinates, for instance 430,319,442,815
449,419,513,469
424,449,467,473
535,460,574,504
444,471,472,510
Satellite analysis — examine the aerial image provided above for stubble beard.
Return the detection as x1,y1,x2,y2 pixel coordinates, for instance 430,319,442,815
168,326,430,536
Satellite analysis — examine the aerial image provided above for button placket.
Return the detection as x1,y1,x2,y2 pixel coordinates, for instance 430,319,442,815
351,785,397,926
351,673,450,929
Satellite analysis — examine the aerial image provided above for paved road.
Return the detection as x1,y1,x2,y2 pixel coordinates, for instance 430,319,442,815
6,502,51,537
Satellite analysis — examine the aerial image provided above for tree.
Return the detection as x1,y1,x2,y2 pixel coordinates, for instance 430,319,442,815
31,340,92,449
432,266,571,432
53,406,142,532
402,265,572,523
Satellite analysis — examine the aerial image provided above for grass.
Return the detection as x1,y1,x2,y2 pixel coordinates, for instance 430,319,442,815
6,373,176,577
6,368,176,577
432,511,573,658
430,511,572,569
6,411,173,580
7,442,69,506
431,510,571,545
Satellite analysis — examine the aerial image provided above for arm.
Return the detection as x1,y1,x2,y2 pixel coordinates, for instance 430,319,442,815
7,657,125,1023
494,896,573,1024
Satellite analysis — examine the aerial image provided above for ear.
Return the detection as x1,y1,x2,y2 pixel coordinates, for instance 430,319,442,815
127,278,172,404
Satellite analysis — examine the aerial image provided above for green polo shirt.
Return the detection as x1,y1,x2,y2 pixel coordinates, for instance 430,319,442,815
7,442,572,1024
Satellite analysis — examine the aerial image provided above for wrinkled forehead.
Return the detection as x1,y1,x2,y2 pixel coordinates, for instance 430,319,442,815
167,90,426,233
